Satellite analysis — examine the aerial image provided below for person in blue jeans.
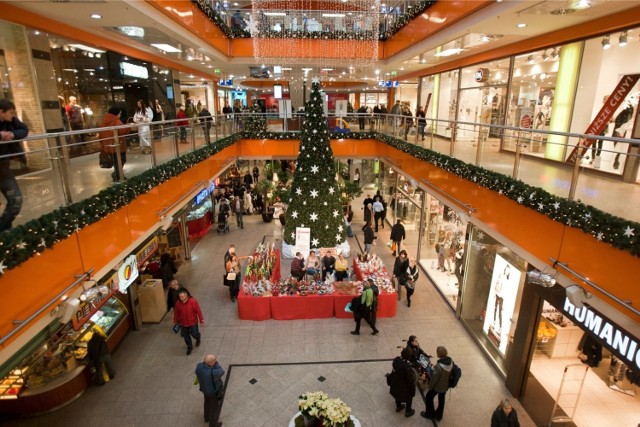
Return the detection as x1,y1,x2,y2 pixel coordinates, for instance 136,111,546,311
0,99,27,233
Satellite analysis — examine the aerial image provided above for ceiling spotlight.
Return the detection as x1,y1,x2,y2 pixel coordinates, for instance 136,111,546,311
602,35,611,49
516,23,527,28
527,270,557,288
90,13,102,19
619,31,628,47
527,55,534,64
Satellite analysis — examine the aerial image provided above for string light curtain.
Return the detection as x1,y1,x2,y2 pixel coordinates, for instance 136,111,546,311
250,0,380,69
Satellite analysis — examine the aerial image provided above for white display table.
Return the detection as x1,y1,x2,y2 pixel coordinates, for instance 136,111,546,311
288,411,361,427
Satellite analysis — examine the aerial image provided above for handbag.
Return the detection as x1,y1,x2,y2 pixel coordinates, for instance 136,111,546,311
173,323,181,334
406,280,415,290
385,371,394,386
99,151,113,169
226,272,236,281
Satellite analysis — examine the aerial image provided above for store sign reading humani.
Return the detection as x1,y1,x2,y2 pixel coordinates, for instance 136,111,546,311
563,298,640,370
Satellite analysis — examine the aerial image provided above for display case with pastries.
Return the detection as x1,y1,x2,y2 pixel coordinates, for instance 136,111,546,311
0,297,126,400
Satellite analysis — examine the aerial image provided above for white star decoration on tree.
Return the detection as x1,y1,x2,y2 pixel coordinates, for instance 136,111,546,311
312,238,319,247
477,231,486,240
291,232,295,240
332,210,339,218
312,77,320,84
336,234,341,241
538,203,544,210
310,213,318,221
338,225,343,232
553,202,560,210
596,232,604,241
311,165,319,174
328,187,335,194
0,261,6,275
16,242,27,250
296,188,302,195
624,226,635,238
517,196,524,204
310,190,319,198
291,211,299,219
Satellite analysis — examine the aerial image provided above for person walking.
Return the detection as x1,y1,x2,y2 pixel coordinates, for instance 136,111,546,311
351,280,379,335
0,99,27,233
421,346,453,421
166,279,190,312
405,259,419,307
416,106,426,141
173,289,204,355
402,105,413,141
195,354,225,427
491,399,520,427
133,99,153,154
393,250,409,301
198,105,213,144
98,107,130,182
390,219,405,256
372,198,384,231
362,221,375,253
233,196,244,228
252,165,259,184
177,105,189,143
389,347,417,417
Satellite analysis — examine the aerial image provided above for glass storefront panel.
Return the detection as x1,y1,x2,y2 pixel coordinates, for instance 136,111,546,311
459,225,527,374
418,195,467,308
435,70,459,139
571,29,640,175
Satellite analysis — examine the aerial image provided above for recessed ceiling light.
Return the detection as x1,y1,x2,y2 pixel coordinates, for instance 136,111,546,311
90,13,102,19
517,23,527,28
151,43,181,53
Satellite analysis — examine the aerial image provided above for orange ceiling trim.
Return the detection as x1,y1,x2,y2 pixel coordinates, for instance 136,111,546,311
145,0,230,55
0,2,213,80
399,5,640,81
382,0,494,59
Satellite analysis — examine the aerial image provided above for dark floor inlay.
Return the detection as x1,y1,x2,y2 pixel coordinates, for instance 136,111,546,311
249,378,258,384
317,376,326,382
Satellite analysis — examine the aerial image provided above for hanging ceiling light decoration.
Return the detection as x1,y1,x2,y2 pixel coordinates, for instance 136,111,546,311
250,0,381,71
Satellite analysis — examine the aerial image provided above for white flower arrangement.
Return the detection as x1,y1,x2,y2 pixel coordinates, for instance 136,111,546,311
299,391,329,418
298,391,353,427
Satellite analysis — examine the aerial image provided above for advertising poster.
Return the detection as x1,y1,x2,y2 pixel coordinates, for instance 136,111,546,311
295,227,311,258
482,254,521,355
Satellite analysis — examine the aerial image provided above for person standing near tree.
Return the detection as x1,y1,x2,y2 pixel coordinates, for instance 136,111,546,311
390,219,405,257
195,354,225,427
362,221,375,253
173,290,204,355
0,99,27,233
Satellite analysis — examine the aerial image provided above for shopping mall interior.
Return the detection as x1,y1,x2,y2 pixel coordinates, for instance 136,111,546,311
1,1,640,426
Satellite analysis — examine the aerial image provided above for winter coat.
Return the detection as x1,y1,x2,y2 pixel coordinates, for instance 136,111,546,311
173,296,204,327
177,109,188,127
393,257,409,285
99,113,130,154
389,356,417,402
429,356,453,393
0,116,28,161
390,223,406,242
195,361,225,397
491,407,520,427
363,225,375,245
198,108,212,129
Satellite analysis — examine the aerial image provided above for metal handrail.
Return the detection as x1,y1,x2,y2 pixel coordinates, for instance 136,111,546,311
0,269,94,345
420,178,476,215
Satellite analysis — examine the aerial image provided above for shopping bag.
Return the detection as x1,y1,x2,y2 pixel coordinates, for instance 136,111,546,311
391,242,397,252
173,323,181,334
99,151,113,169
226,272,236,281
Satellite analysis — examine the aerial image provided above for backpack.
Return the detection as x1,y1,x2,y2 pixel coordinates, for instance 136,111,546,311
448,363,462,388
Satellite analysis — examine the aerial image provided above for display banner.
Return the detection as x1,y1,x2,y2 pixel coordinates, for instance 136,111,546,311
136,236,159,267
566,73,640,163
563,298,640,370
295,227,311,258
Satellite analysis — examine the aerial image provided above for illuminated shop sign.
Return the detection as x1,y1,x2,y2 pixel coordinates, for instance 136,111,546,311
194,182,215,206
563,298,640,370
118,255,139,293
475,68,490,83
120,62,149,79
135,236,159,267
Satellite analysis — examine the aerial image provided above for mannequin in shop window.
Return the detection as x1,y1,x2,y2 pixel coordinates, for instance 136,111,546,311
493,265,510,333
612,101,635,169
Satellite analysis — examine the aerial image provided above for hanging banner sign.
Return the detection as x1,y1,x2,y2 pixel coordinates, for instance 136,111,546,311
562,298,640,370
566,73,640,163
295,227,311,259
136,236,159,267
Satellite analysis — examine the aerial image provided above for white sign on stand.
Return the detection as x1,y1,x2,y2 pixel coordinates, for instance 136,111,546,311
320,91,328,117
295,227,311,258
279,99,292,119
335,100,348,118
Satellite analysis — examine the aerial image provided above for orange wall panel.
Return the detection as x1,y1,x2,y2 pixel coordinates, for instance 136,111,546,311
558,227,640,320
76,209,133,273
0,236,84,347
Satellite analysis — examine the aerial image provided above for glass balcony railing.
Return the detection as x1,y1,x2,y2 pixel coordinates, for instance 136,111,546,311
2,112,638,235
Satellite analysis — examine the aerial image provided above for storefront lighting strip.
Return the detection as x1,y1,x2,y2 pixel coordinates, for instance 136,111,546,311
550,258,639,316
0,269,95,346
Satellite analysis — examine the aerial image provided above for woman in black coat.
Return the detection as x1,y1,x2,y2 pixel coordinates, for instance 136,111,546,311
491,399,520,427
389,347,417,417
393,250,409,296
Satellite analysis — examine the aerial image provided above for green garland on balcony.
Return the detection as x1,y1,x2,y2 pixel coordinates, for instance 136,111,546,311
192,0,437,41
0,136,238,272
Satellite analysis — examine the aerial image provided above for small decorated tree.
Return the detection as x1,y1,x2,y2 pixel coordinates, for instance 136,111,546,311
243,100,267,135
283,79,347,253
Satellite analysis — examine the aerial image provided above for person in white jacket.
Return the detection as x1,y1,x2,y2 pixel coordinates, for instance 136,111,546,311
134,99,153,154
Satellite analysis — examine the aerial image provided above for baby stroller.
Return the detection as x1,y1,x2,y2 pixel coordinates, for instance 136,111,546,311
217,211,229,233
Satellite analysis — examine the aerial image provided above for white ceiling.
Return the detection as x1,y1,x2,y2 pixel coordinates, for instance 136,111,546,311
11,0,640,90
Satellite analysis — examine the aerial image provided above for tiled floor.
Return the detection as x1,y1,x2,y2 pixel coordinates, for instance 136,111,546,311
5,196,537,427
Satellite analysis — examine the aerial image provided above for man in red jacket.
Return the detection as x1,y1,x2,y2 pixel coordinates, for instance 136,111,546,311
173,290,204,355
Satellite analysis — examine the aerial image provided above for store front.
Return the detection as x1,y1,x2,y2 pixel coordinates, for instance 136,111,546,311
186,181,216,239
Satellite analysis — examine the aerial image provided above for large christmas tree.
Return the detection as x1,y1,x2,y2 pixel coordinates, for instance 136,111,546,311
283,79,346,250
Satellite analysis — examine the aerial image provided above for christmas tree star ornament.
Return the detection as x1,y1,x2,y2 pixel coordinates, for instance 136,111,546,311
623,226,635,238
310,213,318,221
310,190,319,198
0,260,6,275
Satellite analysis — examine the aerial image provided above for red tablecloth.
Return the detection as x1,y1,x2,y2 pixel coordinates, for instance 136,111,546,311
237,293,271,321
334,293,396,318
187,212,213,239
270,294,335,320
